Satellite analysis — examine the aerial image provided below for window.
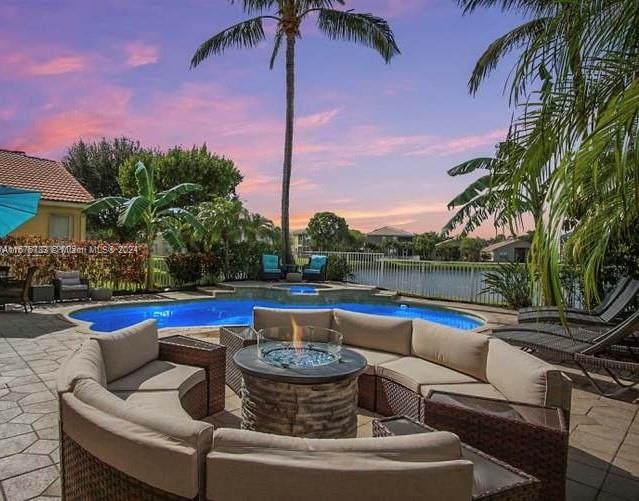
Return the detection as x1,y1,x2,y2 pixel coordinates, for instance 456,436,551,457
48,214,73,240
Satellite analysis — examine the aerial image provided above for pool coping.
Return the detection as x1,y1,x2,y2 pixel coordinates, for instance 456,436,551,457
58,283,514,335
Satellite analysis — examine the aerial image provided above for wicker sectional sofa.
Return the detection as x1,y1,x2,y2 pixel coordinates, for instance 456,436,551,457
58,318,479,500
253,307,573,420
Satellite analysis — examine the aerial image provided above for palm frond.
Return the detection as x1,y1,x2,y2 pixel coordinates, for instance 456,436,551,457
84,196,128,215
190,17,268,68
316,9,400,63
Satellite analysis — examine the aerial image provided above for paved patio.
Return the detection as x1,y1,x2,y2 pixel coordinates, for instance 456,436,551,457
0,298,638,500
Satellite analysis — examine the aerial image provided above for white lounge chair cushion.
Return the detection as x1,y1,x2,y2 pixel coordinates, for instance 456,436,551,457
92,319,159,382
486,338,572,411
207,428,473,501
56,339,107,393
343,346,401,375
107,360,204,397
377,357,477,393
253,307,333,330
332,309,413,355
411,319,489,381
65,380,213,498
420,383,507,401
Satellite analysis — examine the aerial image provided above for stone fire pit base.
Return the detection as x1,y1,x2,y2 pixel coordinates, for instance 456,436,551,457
240,373,359,438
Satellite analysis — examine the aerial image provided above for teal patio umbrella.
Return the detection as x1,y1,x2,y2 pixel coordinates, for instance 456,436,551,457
0,185,41,237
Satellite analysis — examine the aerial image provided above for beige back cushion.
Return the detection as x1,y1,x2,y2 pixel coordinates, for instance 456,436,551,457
56,339,107,394
92,319,158,382
207,429,473,501
411,319,489,381
253,307,333,331
62,385,212,499
332,309,413,355
486,338,572,412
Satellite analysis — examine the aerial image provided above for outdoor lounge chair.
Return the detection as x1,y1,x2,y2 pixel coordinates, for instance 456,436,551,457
260,254,283,280
492,309,639,396
302,254,327,281
518,278,639,326
0,266,37,312
53,270,89,301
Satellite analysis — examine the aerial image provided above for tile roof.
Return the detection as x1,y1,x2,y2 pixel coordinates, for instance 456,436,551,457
367,226,414,237
0,149,93,204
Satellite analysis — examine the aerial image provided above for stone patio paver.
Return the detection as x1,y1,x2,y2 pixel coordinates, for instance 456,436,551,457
0,296,637,500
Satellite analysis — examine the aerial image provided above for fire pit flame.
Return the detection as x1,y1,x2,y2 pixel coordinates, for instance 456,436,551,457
257,325,343,369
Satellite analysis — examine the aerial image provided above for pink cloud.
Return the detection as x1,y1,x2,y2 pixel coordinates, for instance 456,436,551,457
29,55,89,76
296,108,341,129
0,39,91,79
348,0,428,18
123,42,160,67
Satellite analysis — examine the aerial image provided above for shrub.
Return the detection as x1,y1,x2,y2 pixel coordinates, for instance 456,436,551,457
326,255,353,282
482,262,532,309
165,253,204,286
0,235,147,290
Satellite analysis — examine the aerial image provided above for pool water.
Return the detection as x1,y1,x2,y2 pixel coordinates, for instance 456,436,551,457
70,288,484,332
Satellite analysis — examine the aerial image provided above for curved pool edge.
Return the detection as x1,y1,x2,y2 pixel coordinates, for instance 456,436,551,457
64,289,496,335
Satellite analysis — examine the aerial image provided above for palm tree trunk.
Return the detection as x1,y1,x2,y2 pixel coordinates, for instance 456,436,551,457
281,34,295,265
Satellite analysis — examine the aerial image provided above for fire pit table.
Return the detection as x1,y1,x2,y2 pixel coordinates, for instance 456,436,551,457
233,325,366,438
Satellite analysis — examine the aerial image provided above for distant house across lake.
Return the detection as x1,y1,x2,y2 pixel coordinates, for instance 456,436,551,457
366,226,414,246
0,149,93,240
482,238,531,262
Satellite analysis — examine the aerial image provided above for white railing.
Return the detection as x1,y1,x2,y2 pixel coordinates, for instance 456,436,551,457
300,251,504,305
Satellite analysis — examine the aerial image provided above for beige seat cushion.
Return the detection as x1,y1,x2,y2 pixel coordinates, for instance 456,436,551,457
378,357,477,393
344,346,401,375
107,360,204,397
112,390,192,421
57,339,106,394
420,383,507,401
62,389,210,499
412,319,489,381
332,309,412,355
92,319,159,382
486,338,572,412
253,307,333,331
207,429,473,501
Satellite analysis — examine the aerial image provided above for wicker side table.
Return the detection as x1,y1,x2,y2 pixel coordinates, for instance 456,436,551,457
219,326,257,395
423,391,568,501
159,335,226,415
373,416,540,501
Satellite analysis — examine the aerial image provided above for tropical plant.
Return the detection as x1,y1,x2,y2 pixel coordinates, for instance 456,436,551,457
482,262,532,309
454,0,639,307
118,145,242,206
84,161,203,290
64,137,149,241
190,0,399,264
307,211,350,250
194,197,250,277
413,232,446,259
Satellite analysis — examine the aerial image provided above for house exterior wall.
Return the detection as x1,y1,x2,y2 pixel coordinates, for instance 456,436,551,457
488,244,530,262
11,201,87,241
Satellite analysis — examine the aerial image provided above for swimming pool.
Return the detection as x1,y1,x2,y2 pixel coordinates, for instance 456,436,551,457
70,288,484,332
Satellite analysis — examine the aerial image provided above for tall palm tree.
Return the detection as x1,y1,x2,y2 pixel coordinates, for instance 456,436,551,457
85,162,203,290
190,0,399,264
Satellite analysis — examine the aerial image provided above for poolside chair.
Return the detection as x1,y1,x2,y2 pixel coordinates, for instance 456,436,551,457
0,266,37,313
491,309,639,396
302,254,327,281
518,278,639,326
53,270,90,301
261,254,283,280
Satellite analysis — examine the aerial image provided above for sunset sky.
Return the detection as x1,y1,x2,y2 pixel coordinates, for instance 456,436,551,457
0,0,523,236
